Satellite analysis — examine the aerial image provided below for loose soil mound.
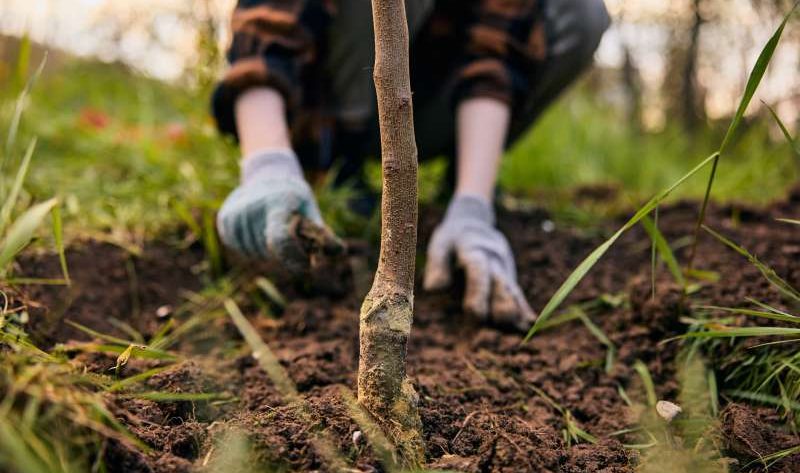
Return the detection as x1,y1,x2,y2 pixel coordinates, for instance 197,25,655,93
10,190,800,472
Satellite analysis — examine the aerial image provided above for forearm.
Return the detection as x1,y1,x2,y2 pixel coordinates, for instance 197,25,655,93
454,97,511,203
235,87,292,158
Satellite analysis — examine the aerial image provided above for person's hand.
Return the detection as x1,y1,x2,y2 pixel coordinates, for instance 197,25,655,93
217,149,331,274
423,194,536,331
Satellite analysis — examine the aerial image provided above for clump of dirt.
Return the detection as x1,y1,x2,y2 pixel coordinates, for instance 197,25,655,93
7,190,800,472
722,404,800,472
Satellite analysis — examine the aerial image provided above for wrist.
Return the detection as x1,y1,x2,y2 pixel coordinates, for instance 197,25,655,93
241,148,304,184
453,185,495,204
446,193,495,226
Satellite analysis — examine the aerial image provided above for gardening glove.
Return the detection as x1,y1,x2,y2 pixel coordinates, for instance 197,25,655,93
216,149,327,274
423,194,537,331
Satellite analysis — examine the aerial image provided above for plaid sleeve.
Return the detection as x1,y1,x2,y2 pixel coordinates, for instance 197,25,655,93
212,0,332,138
454,0,547,108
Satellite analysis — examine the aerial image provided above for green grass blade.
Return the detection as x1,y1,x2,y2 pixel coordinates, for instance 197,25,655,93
106,366,172,392
565,411,598,444
720,5,796,155
171,201,202,237
726,389,800,411
0,197,58,274
708,369,718,417
4,54,46,165
3,278,69,285
0,420,50,473
617,385,634,407
777,218,800,226
523,152,719,341
120,392,232,402
703,225,800,302
683,326,800,338
51,205,70,285
746,298,795,318
525,231,623,341
650,208,658,300
0,138,36,237
641,213,685,287
203,210,222,276
223,299,348,471
114,344,134,376
577,312,616,373
751,444,800,469
634,360,657,407
685,155,718,276
108,318,145,345
65,320,133,346
686,4,796,274
224,299,298,398
255,277,287,308
764,102,798,156
696,305,799,324
65,342,178,361
578,313,613,348
87,401,151,452
530,384,565,414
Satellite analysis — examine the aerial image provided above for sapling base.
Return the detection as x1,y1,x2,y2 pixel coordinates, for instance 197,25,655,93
357,0,424,465
359,291,423,464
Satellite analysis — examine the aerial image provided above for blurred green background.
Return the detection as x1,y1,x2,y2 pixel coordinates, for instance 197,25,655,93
0,0,798,244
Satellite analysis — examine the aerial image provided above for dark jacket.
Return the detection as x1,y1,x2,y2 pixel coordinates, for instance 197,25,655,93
212,0,548,140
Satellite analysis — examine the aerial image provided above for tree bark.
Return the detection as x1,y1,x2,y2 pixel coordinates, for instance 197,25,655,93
682,0,706,131
358,0,423,465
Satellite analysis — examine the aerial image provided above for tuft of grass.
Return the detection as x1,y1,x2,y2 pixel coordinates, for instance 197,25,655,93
677,222,800,425
1,56,68,285
0,314,146,472
530,385,598,446
633,356,727,473
524,3,798,341
633,360,658,408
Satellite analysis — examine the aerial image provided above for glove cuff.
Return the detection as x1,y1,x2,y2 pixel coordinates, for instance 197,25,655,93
241,148,304,184
445,194,495,226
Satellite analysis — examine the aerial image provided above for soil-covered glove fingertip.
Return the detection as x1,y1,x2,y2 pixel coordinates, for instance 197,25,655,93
423,265,451,290
460,252,491,319
423,236,453,290
267,209,308,275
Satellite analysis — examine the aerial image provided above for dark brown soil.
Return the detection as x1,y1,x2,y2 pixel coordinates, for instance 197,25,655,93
7,189,800,472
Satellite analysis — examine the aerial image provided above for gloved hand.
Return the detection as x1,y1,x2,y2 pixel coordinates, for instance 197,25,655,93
216,149,327,274
423,194,536,331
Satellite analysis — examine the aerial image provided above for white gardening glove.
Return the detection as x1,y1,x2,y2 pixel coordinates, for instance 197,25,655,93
216,149,330,274
423,194,536,331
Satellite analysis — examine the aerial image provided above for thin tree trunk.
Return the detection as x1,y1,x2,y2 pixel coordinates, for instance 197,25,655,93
357,0,423,465
622,46,643,132
682,0,705,130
